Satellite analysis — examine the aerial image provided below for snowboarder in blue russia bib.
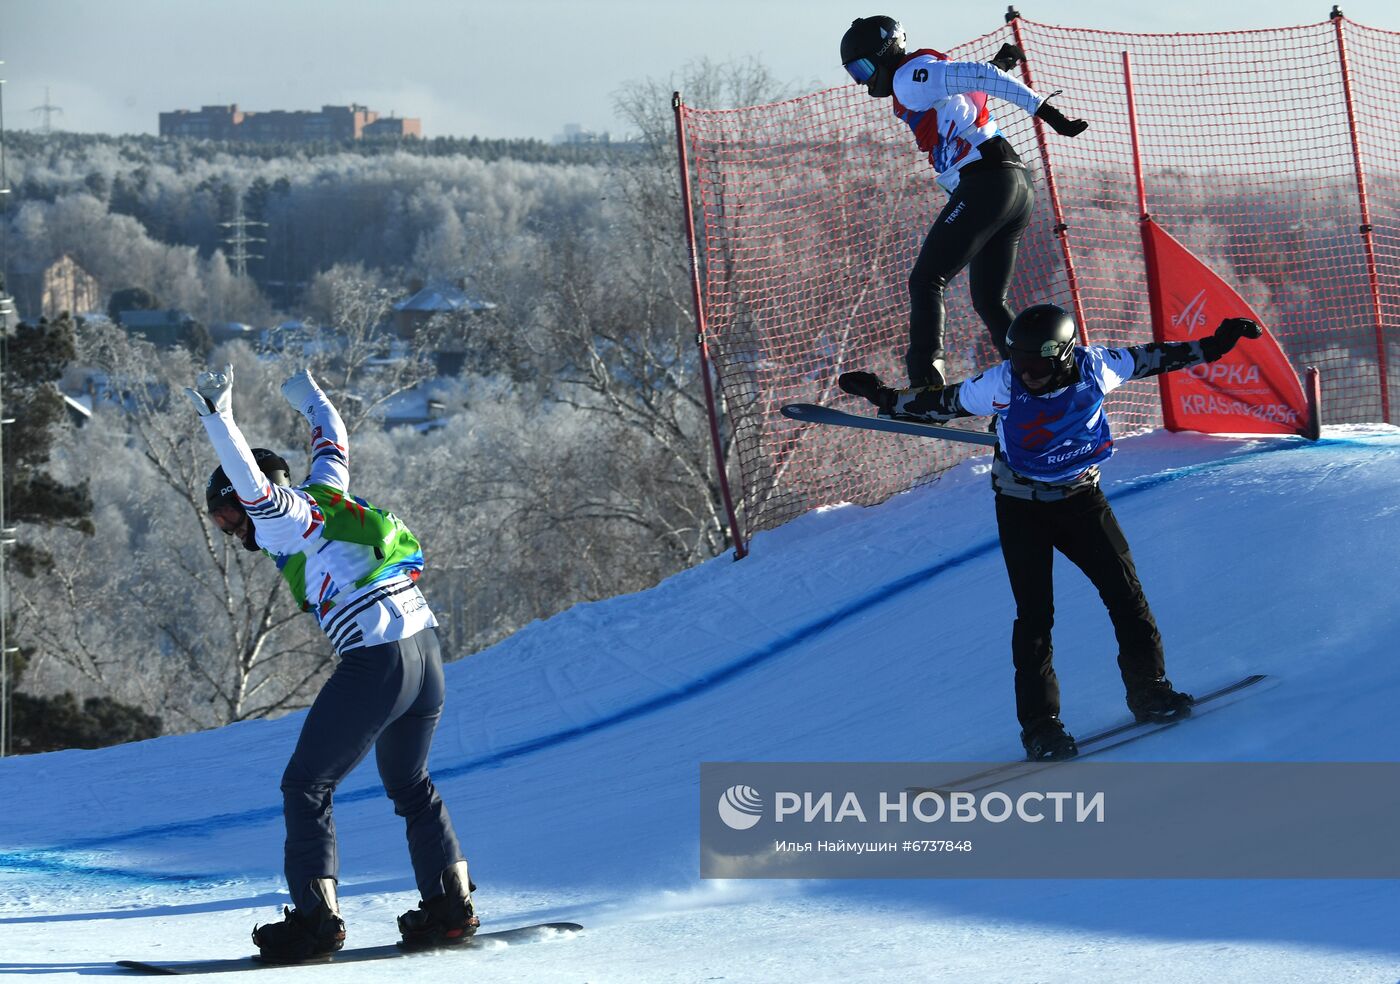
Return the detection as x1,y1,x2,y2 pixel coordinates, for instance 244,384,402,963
839,305,1265,760
839,15,1088,387
187,366,479,962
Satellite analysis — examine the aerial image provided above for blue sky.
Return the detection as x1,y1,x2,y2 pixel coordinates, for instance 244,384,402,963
4,0,1396,141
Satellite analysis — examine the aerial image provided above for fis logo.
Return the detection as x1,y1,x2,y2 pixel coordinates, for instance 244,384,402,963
1172,289,1209,336
717,785,764,830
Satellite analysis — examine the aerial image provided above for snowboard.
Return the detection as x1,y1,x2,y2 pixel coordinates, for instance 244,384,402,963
781,403,998,447
116,921,583,975
910,673,1270,795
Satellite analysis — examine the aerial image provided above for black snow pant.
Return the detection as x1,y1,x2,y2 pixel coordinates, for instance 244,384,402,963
994,487,1166,729
906,165,1035,386
280,627,463,912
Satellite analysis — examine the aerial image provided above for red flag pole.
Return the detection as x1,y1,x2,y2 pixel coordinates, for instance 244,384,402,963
1305,366,1323,441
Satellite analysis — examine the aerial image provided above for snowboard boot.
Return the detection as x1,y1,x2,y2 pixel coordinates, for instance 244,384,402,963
1126,679,1194,723
252,877,346,964
398,860,481,950
1020,716,1079,762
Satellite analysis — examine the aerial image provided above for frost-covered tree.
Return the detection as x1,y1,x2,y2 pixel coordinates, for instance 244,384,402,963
3,314,163,751
15,323,331,730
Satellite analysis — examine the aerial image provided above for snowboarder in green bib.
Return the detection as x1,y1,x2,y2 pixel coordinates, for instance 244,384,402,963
188,366,477,962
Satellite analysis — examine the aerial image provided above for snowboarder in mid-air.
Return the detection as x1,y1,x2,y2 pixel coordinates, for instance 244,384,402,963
839,305,1265,760
187,365,478,962
839,14,1088,388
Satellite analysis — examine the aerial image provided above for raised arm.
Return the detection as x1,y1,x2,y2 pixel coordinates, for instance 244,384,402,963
281,370,349,490
186,365,324,554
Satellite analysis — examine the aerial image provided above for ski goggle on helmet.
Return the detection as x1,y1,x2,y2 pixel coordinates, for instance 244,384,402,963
1009,351,1058,380
844,57,880,84
841,16,906,85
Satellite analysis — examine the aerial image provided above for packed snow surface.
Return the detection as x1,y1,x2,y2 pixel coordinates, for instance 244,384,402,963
3,426,1399,982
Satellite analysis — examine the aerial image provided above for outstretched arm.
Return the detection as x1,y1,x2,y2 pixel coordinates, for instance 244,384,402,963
281,370,349,490
838,371,974,420
1124,318,1264,380
942,60,1044,116
942,60,1088,136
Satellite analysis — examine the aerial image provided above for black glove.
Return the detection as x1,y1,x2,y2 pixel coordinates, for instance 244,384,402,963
989,42,1026,72
1219,317,1264,342
839,371,897,413
1035,101,1088,137
1201,317,1264,362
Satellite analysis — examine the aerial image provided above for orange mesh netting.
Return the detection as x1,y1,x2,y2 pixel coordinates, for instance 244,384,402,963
677,15,1399,548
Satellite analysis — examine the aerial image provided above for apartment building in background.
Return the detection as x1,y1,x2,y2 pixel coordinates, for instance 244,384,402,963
159,103,421,141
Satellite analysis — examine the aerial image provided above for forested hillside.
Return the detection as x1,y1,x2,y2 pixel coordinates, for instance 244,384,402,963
2,60,789,743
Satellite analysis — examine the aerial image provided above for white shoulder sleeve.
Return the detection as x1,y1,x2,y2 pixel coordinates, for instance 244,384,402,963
290,385,349,490
941,61,1045,116
892,55,951,112
955,364,1013,416
200,411,324,554
1083,347,1136,396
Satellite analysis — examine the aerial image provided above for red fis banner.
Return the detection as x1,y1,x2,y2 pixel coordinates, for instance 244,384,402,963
1141,219,1310,436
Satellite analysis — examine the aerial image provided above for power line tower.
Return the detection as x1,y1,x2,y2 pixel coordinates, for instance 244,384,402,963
29,85,62,134
220,205,267,278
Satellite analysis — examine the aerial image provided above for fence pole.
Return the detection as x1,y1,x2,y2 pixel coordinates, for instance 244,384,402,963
1330,8,1390,423
1008,11,1091,345
1122,51,1150,223
1121,47,1172,424
672,92,747,560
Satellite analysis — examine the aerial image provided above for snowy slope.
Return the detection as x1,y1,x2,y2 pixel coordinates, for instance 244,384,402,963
3,426,1400,983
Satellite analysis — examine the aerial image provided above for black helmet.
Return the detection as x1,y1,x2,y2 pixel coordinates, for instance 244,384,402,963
1007,304,1078,364
841,16,906,94
205,448,292,513
840,15,906,68
1006,304,1079,390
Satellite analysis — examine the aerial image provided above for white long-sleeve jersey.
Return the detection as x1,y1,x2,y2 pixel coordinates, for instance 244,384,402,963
891,51,1046,193
200,383,436,655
